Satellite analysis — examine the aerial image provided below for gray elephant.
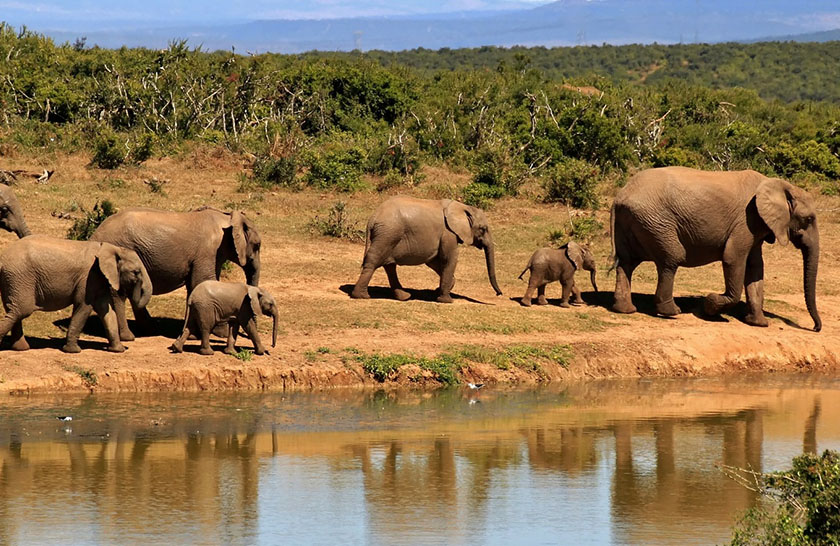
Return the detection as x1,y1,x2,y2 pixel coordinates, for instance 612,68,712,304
0,236,152,352
350,197,502,303
91,206,261,340
518,242,598,307
0,184,31,238
169,281,278,356
610,166,821,331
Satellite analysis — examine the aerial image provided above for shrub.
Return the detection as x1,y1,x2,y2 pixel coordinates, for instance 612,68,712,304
304,148,366,192
253,155,298,188
547,216,604,244
729,450,840,545
309,201,364,240
543,158,600,209
91,133,125,169
67,200,116,240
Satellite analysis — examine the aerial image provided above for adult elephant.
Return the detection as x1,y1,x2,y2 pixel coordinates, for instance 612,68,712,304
91,206,261,340
0,236,152,352
0,184,32,238
610,166,821,331
351,197,502,302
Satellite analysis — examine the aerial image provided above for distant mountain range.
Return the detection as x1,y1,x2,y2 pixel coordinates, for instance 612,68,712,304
21,0,840,52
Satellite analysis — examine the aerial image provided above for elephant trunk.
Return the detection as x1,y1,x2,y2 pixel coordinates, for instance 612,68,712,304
484,239,502,296
135,266,153,309
271,309,278,348
802,237,821,332
245,256,261,287
12,212,31,238
589,269,599,293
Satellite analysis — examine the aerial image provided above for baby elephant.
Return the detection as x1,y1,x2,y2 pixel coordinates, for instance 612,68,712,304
518,242,598,307
170,281,278,356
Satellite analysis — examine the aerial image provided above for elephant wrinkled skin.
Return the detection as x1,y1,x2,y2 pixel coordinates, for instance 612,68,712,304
0,184,32,238
610,167,821,331
0,236,152,352
519,242,599,307
170,281,279,356
91,206,261,340
350,197,502,303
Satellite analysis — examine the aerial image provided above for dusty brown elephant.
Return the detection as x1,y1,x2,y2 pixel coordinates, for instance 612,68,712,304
610,167,821,331
0,236,152,352
350,197,502,303
518,242,598,307
0,184,31,238
170,281,278,356
91,206,261,340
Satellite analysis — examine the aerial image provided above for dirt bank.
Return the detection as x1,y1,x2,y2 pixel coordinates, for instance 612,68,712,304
1,152,838,394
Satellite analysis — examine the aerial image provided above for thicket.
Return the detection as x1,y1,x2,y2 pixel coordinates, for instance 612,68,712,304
2,24,839,209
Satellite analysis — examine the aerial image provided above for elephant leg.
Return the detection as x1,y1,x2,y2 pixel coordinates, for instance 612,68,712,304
705,252,746,316
744,246,768,327
197,328,214,356
170,325,189,353
559,283,571,308
224,321,238,355
384,264,410,301
521,275,537,307
654,264,681,316
129,298,155,334
93,299,125,353
113,294,135,342
245,319,266,355
537,285,549,306
351,265,377,299
571,283,585,305
9,320,29,351
434,247,458,304
62,303,93,353
612,260,638,314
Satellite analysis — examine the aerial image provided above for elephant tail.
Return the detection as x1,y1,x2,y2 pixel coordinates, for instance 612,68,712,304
607,202,619,273
517,258,532,281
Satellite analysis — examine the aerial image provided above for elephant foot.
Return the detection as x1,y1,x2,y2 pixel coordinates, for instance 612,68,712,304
437,294,454,304
61,343,82,354
559,301,571,308
120,331,135,342
254,348,266,356
10,338,30,351
656,300,681,317
198,347,215,356
612,300,636,314
703,293,728,316
537,297,549,306
106,344,126,353
520,298,532,307
350,288,370,300
393,288,411,301
169,343,184,353
744,312,769,328
223,346,237,355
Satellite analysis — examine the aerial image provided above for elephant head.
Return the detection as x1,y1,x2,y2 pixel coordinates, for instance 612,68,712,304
0,184,31,238
97,243,153,308
565,241,599,293
229,211,262,286
755,179,821,331
247,286,278,347
443,200,503,296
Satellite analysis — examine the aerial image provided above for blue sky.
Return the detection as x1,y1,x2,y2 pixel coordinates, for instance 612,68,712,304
0,0,554,26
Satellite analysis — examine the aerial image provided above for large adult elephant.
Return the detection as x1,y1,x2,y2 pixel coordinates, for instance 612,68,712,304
0,184,32,238
0,236,152,352
610,166,821,331
91,206,261,340
351,197,502,302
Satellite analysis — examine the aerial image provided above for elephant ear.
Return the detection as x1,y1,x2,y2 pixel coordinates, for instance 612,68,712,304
442,200,474,245
246,286,262,318
230,211,249,266
756,179,793,246
96,243,121,292
565,241,584,270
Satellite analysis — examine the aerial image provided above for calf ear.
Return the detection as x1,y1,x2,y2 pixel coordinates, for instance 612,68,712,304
443,200,473,245
230,211,248,266
756,179,793,246
96,243,121,291
246,286,262,318
565,241,583,270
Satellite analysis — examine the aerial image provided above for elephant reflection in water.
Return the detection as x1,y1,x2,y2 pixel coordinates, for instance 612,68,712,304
524,427,598,475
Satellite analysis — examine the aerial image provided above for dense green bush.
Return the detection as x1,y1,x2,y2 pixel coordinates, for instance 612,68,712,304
304,148,366,192
543,158,601,209
253,156,298,187
67,200,117,240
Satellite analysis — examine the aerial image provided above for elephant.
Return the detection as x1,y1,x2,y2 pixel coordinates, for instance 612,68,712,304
0,236,152,352
350,197,502,303
169,281,278,356
90,206,261,340
518,242,598,307
0,184,32,238
609,166,821,331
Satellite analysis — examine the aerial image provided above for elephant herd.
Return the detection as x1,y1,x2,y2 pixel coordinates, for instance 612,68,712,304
0,165,824,355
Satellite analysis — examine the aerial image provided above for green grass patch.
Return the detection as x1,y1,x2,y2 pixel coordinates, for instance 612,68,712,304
62,365,98,387
232,348,253,362
356,351,462,385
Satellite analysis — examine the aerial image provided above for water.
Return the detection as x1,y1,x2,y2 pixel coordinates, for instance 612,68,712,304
1,375,838,545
